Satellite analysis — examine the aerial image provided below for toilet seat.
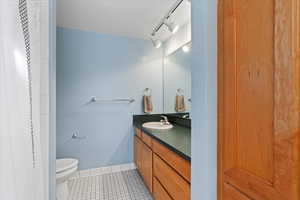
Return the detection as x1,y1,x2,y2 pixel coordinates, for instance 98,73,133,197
56,158,79,200
56,166,78,182
56,158,78,174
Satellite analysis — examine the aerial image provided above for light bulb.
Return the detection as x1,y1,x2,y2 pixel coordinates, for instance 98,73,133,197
182,45,190,52
151,38,162,48
164,21,180,34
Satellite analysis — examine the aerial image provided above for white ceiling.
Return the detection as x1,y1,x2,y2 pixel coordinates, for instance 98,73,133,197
57,0,191,41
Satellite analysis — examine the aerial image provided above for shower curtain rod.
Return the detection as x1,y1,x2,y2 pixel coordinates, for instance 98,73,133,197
151,0,184,36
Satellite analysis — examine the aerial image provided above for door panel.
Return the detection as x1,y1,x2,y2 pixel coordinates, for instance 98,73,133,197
224,183,251,200
235,0,274,181
218,0,300,199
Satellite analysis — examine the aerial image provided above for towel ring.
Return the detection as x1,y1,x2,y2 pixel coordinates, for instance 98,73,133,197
144,88,152,96
176,88,184,95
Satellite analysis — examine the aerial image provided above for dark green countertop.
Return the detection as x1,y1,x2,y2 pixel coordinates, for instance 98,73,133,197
133,115,191,162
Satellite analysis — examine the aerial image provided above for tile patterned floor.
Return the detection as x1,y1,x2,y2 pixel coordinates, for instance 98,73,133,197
68,169,153,200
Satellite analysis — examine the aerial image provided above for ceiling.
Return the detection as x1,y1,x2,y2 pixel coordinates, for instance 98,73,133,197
57,0,191,41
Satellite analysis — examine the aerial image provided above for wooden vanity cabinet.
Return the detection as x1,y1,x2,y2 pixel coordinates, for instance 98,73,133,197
134,128,191,199
134,135,142,171
153,154,190,200
153,177,172,200
135,128,142,138
141,143,153,192
152,139,190,182
134,130,153,192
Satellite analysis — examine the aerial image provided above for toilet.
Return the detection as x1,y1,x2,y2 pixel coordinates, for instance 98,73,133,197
56,158,79,200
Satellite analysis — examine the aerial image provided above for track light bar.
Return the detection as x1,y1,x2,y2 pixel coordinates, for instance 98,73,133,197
151,0,184,36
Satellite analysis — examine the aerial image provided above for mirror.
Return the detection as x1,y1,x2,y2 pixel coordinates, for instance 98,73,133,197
163,43,192,114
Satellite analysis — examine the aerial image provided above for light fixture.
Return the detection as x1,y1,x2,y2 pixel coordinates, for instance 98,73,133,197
151,0,184,37
150,37,162,48
164,21,179,34
182,43,191,53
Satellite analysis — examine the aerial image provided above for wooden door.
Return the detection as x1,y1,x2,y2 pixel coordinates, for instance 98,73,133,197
141,143,153,192
218,0,300,199
223,184,251,200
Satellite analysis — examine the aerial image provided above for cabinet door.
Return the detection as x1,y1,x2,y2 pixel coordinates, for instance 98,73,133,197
134,136,142,172
134,136,137,166
135,128,142,138
141,143,153,192
218,0,300,200
153,177,172,200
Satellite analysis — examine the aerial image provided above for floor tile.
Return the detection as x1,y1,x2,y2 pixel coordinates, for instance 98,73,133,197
68,169,153,200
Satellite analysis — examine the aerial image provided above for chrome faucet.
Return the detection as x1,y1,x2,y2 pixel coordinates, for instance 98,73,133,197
182,114,190,119
160,115,170,125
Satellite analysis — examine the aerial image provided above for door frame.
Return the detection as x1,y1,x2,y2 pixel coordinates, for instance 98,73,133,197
217,0,224,199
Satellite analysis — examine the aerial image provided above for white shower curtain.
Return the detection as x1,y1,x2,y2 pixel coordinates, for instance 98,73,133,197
0,0,45,200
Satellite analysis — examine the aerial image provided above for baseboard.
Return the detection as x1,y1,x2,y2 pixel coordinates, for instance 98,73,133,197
70,163,137,179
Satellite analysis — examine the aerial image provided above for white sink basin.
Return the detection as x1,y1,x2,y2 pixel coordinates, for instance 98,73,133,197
142,122,173,130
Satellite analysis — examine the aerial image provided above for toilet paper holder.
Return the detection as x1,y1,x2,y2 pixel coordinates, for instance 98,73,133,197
72,132,86,140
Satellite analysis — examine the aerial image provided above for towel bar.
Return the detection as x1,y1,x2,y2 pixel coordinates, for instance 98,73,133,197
90,97,135,104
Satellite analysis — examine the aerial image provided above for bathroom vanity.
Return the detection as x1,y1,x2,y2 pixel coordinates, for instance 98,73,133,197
131,29,192,200
133,115,191,200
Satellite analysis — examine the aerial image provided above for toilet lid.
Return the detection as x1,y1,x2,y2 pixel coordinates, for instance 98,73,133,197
56,158,78,173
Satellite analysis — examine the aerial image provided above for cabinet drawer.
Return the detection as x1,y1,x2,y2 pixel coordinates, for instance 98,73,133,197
153,139,191,182
135,128,142,138
142,131,152,148
153,177,172,200
153,154,190,200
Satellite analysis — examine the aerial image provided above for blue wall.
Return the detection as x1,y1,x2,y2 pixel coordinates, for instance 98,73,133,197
191,0,217,199
56,27,163,170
